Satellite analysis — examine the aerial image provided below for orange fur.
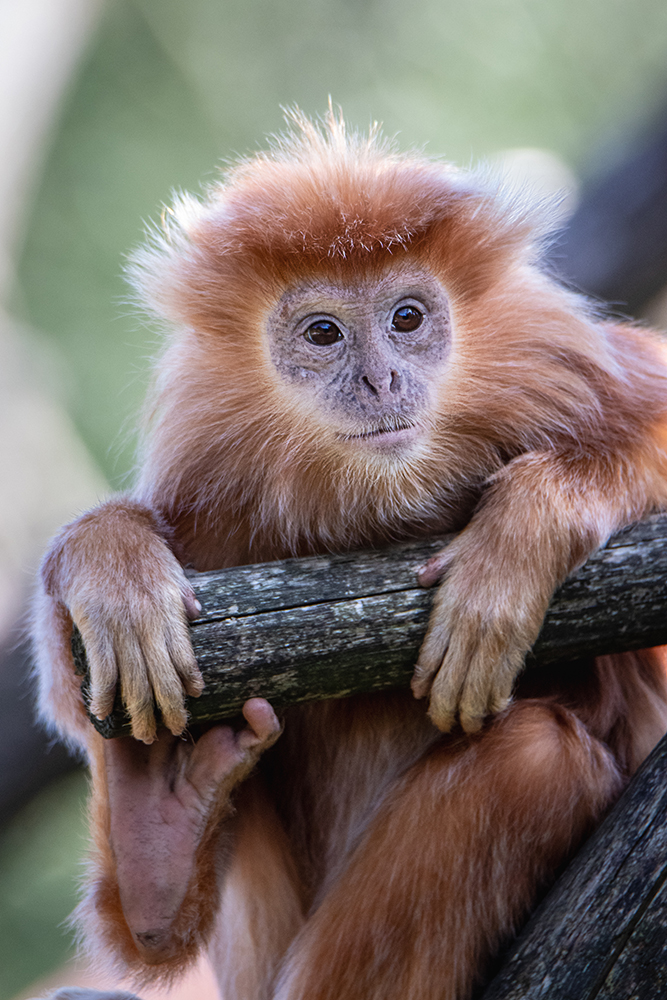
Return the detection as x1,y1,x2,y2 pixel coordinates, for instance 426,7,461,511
271,701,621,1000
33,111,667,1000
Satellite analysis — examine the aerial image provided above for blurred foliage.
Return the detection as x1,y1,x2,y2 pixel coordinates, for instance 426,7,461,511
13,0,667,486
0,770,88,999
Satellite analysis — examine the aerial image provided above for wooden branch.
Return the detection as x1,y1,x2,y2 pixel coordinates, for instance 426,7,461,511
73,513,667,738
481,728,667,999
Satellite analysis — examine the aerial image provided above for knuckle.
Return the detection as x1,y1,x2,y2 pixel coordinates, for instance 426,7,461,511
90,677,116,701
170,639,199,675
428,701,455,732
162,709,188,736
131,718,156,744
156,685,185,716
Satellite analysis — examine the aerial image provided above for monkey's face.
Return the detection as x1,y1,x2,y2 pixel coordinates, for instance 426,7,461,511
267,262,452,454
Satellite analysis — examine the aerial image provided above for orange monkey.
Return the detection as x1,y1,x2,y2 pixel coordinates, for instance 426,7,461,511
35,113,667,999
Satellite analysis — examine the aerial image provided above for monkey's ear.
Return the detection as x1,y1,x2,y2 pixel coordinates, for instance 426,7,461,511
30,989,143,1000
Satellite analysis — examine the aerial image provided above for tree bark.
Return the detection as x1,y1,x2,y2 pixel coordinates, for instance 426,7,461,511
481,729,667,999
73,513,667,738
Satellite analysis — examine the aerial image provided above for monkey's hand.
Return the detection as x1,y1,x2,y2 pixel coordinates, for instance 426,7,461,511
100,699,281,969
411,529,551,734
410,451,628,734
40,498,203,744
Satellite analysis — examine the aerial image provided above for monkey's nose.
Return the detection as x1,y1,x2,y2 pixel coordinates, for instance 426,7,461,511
360,369,401,398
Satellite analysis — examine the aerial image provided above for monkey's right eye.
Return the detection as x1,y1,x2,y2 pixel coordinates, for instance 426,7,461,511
304,321,344,346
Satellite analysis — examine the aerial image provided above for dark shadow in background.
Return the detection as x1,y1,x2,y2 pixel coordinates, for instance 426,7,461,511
552,110,667,314
0,631,78,823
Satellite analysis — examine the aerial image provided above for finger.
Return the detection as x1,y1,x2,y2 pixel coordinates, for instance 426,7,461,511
185,709,281,803
164,617,204,698
416,545,456,587
411,658,443,700
238,698,281,750
181,583,202,621
487,650,522,715
105,731,173,786
458,684,509,734
140,632,189,737
456,655,494,734
185,725,245,797
427,660,465,732
488,682,514,716
457,665,492,732
457,635,521,733
412,592,453,699
458,706,486,734
412,614,451,699
82,627,119,720
427,627,480,732
115,630,156,744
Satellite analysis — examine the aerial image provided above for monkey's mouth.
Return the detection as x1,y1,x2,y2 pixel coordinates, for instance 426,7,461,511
340,417,419,447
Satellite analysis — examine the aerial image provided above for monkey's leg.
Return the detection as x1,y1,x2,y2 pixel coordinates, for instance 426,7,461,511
274,700,622,1000
79,699,280,986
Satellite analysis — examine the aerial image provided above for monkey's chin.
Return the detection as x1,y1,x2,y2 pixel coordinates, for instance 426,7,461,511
341,424,422,453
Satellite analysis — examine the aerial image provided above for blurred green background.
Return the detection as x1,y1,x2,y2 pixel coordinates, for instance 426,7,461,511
3,0,667,995
12,0,667,487
0,772,89,999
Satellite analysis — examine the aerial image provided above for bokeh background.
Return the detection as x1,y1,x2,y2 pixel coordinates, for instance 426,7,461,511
2,0,667,996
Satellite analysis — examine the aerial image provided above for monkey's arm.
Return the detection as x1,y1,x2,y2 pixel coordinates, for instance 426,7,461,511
412,443,667,733
37,498,203,744
37,498,284,980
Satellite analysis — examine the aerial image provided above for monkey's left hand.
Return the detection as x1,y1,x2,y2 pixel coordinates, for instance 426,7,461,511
409,447,627,733
411,524,556,734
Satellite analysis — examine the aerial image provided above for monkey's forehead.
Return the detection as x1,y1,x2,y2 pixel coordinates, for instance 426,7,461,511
199,156,501,261
176,110,553,260
131,123,556,326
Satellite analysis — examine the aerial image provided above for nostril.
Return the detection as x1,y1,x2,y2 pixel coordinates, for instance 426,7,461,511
390,370,401,392
362,375,379,397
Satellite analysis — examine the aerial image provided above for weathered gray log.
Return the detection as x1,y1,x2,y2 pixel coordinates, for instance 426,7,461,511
74,512,667,738
481,728,667,1000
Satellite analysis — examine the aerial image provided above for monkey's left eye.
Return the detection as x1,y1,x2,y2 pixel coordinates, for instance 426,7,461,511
391,306,424,332
304,321,344,346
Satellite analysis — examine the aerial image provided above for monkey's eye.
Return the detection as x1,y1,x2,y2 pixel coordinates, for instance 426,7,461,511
391,306,423,333
304,321,344,346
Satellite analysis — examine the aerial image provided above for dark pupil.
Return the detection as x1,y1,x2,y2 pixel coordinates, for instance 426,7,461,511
392,306,423,332
305,321,343,346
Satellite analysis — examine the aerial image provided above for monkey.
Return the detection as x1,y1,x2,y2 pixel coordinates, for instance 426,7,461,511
33,110,667,1000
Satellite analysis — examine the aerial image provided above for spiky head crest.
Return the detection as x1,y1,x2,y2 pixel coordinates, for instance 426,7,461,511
132,108,556,335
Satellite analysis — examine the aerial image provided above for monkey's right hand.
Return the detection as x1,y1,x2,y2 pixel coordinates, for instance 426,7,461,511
40,498,203,743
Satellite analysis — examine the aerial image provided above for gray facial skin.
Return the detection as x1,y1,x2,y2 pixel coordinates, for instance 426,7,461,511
267,263,452,452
